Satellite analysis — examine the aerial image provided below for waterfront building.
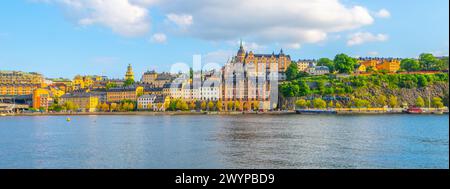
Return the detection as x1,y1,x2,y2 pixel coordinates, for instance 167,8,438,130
32,88,52,110
0,71,45,87
166,83,183,99
221,43,284,110
0,84,40,96
234,41,291,81
200,82,220,101
125,64,135,81
90,91,107,104
137,94,157,110
106,86,144,103
154,95,170,111
59,93,99,112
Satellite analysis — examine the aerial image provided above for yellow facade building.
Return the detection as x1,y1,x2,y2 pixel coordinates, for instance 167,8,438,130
32,88,51,110
358,58,401,73
106,86,144,103
356,64,367,73
141,70,158,84
0,71,45,86
59,93,99,112
0,84,40,96
376,59,401,73
72,75,105,90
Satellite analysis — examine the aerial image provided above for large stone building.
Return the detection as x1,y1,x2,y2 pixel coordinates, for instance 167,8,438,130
141,70,158,84
141,71,174,88
221,42,286,110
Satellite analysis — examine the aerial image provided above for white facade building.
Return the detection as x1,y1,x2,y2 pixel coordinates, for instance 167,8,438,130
137,94,157,110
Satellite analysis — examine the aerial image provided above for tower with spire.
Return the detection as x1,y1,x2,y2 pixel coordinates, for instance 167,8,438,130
236,39,246,62
125,64,134,81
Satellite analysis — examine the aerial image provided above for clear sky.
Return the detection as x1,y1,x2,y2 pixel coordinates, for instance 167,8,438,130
0,0,448,79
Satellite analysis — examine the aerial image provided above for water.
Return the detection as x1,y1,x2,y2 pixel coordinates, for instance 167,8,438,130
0,114,448,169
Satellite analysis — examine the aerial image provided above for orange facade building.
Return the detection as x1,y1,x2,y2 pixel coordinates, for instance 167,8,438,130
358,58,401,73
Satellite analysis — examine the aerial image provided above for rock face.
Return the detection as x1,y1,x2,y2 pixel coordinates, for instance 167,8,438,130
280,82,449,109
394,83,448,105
366,82,449,106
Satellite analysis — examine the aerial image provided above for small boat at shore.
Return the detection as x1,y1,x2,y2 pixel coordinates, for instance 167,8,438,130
0,113,7,116
403,107,423,114
296,109,337,114
432,111,444,115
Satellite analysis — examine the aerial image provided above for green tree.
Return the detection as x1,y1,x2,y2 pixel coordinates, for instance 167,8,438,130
64,101,78,111
317,58,335,73
298,80,310,96
431,97,444,108
252,101,260,111
216,100,223,111
313,98,327,109
389,95,398,108
110,103,118,111
441,57,449,70
317,80,326,94
123,78,135,87
189,101,196,110
235,101,242,111
354,98,370,108
415,96,425,107
181,101,189,111
327,101,334,108
400,58,420,71
295,99,307,109
175,100,183,110
208,101,215,111
105,82,117,90
286,63,299,81
128,103,135,111
200,101,207,111
334,53,356,74
417,75,428,87
376,95,387,107
280,82,300,97
419,53,440,70
189,67,194,80
227,101,234,111
335,102,343,108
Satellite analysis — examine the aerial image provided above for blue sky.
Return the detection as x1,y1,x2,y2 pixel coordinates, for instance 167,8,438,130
0,0,448,78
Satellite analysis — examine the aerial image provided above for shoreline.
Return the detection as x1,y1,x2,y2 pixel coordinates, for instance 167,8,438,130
1,110,448,116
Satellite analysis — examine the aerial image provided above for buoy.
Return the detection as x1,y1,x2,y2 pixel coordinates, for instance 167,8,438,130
66,117,71,122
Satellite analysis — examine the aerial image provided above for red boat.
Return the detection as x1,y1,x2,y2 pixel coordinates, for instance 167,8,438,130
404,107,423,114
